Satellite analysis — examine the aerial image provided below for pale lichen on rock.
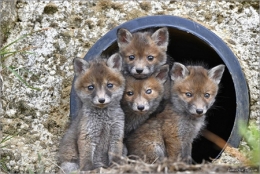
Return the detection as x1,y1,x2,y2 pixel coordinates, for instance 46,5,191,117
0,1,259,173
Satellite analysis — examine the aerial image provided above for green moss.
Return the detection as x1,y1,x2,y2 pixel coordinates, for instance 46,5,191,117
43,3,58,15
17,100,36,116
85,19,95,29
217,14,224,24
71,15,83,28
111,2,124,10
0,23,11,45
155,11,166,15
126,9,146,21
107,22,117,30
49,22,58,28
96,0,123,11
139,1,151,11
96,0,112,10
97,18,105,27
239,120,260,166
2,124,17,135
0,149,15,172
249,1,259,10
204,11,212,20
83,41,91,48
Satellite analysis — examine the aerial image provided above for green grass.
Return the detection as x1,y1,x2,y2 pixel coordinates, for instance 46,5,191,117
0,28,49,173
239,120,260,166
0,134,15,172
6,66,40,91
0,28,49,91
27,153,44,174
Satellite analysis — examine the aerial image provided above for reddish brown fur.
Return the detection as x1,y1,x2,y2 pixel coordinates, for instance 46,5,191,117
173,66,218,112
126,104,182,163
75,60,125,94
123,75,164,107
120,32,166,67
121,65,169,137
117,28,169,79
59,55,126,173
126,64,225,163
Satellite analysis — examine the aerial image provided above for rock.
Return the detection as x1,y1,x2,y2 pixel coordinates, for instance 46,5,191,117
0,0,18,47
0,1,259,173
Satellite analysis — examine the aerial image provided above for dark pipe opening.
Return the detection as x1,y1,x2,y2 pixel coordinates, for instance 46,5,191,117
70,16,249,163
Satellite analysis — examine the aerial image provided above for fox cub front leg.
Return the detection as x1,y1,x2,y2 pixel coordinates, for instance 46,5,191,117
77,132,96,171
181,142,192,164
108,122,124,165
58,121,79,174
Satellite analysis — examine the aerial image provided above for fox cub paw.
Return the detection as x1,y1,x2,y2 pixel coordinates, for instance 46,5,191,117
59,162,79,174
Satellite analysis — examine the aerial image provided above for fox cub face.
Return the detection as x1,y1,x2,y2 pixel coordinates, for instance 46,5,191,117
73,53,125,108
170,63,225,117
117,27,169,79
122,65,169,114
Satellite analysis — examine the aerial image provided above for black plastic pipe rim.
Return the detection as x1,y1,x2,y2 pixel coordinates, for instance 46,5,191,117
70,15,249,163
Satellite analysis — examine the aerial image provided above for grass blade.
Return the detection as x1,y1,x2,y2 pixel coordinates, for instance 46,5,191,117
0,28,49,52
0,34,28,52
6,66,41,91
1,51,35,63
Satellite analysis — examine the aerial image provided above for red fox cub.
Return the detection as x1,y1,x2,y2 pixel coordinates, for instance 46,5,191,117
117,27,169,79
125,62,225,163
121,65,169,137
58,53,125,173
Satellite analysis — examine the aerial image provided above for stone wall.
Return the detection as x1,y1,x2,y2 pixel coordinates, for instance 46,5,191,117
0,1,259,173
0,0,17,47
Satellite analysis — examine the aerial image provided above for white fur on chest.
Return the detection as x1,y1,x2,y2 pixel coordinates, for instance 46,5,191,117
178,115,206,142
194,117,205,138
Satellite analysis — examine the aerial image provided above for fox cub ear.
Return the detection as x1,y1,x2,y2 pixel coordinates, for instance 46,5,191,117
151,27,169,51
154,64,169,84
208,64,225,84
117,28,133,48
107,53,123,71
73,58,90,76
170,62,189,81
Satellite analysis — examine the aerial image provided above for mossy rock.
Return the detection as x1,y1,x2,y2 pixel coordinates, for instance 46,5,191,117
43,3,58,15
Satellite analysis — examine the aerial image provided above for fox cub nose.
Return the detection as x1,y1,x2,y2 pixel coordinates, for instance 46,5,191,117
98,98,106,104
137,105,145,111
196,109,203,114
136,69,143,74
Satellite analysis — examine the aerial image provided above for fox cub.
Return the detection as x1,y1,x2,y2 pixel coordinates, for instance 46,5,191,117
58,53,125,173
125,62,225,163
121,65,169,137
117,27,169,79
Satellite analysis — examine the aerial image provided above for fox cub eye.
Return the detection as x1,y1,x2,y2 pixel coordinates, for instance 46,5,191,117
126,91,134,96
87,85,94,90
107,83,113,88
147,55,154,61
185,92,192,97
129,55,135,61
204,93,210,98
146,89,152,94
